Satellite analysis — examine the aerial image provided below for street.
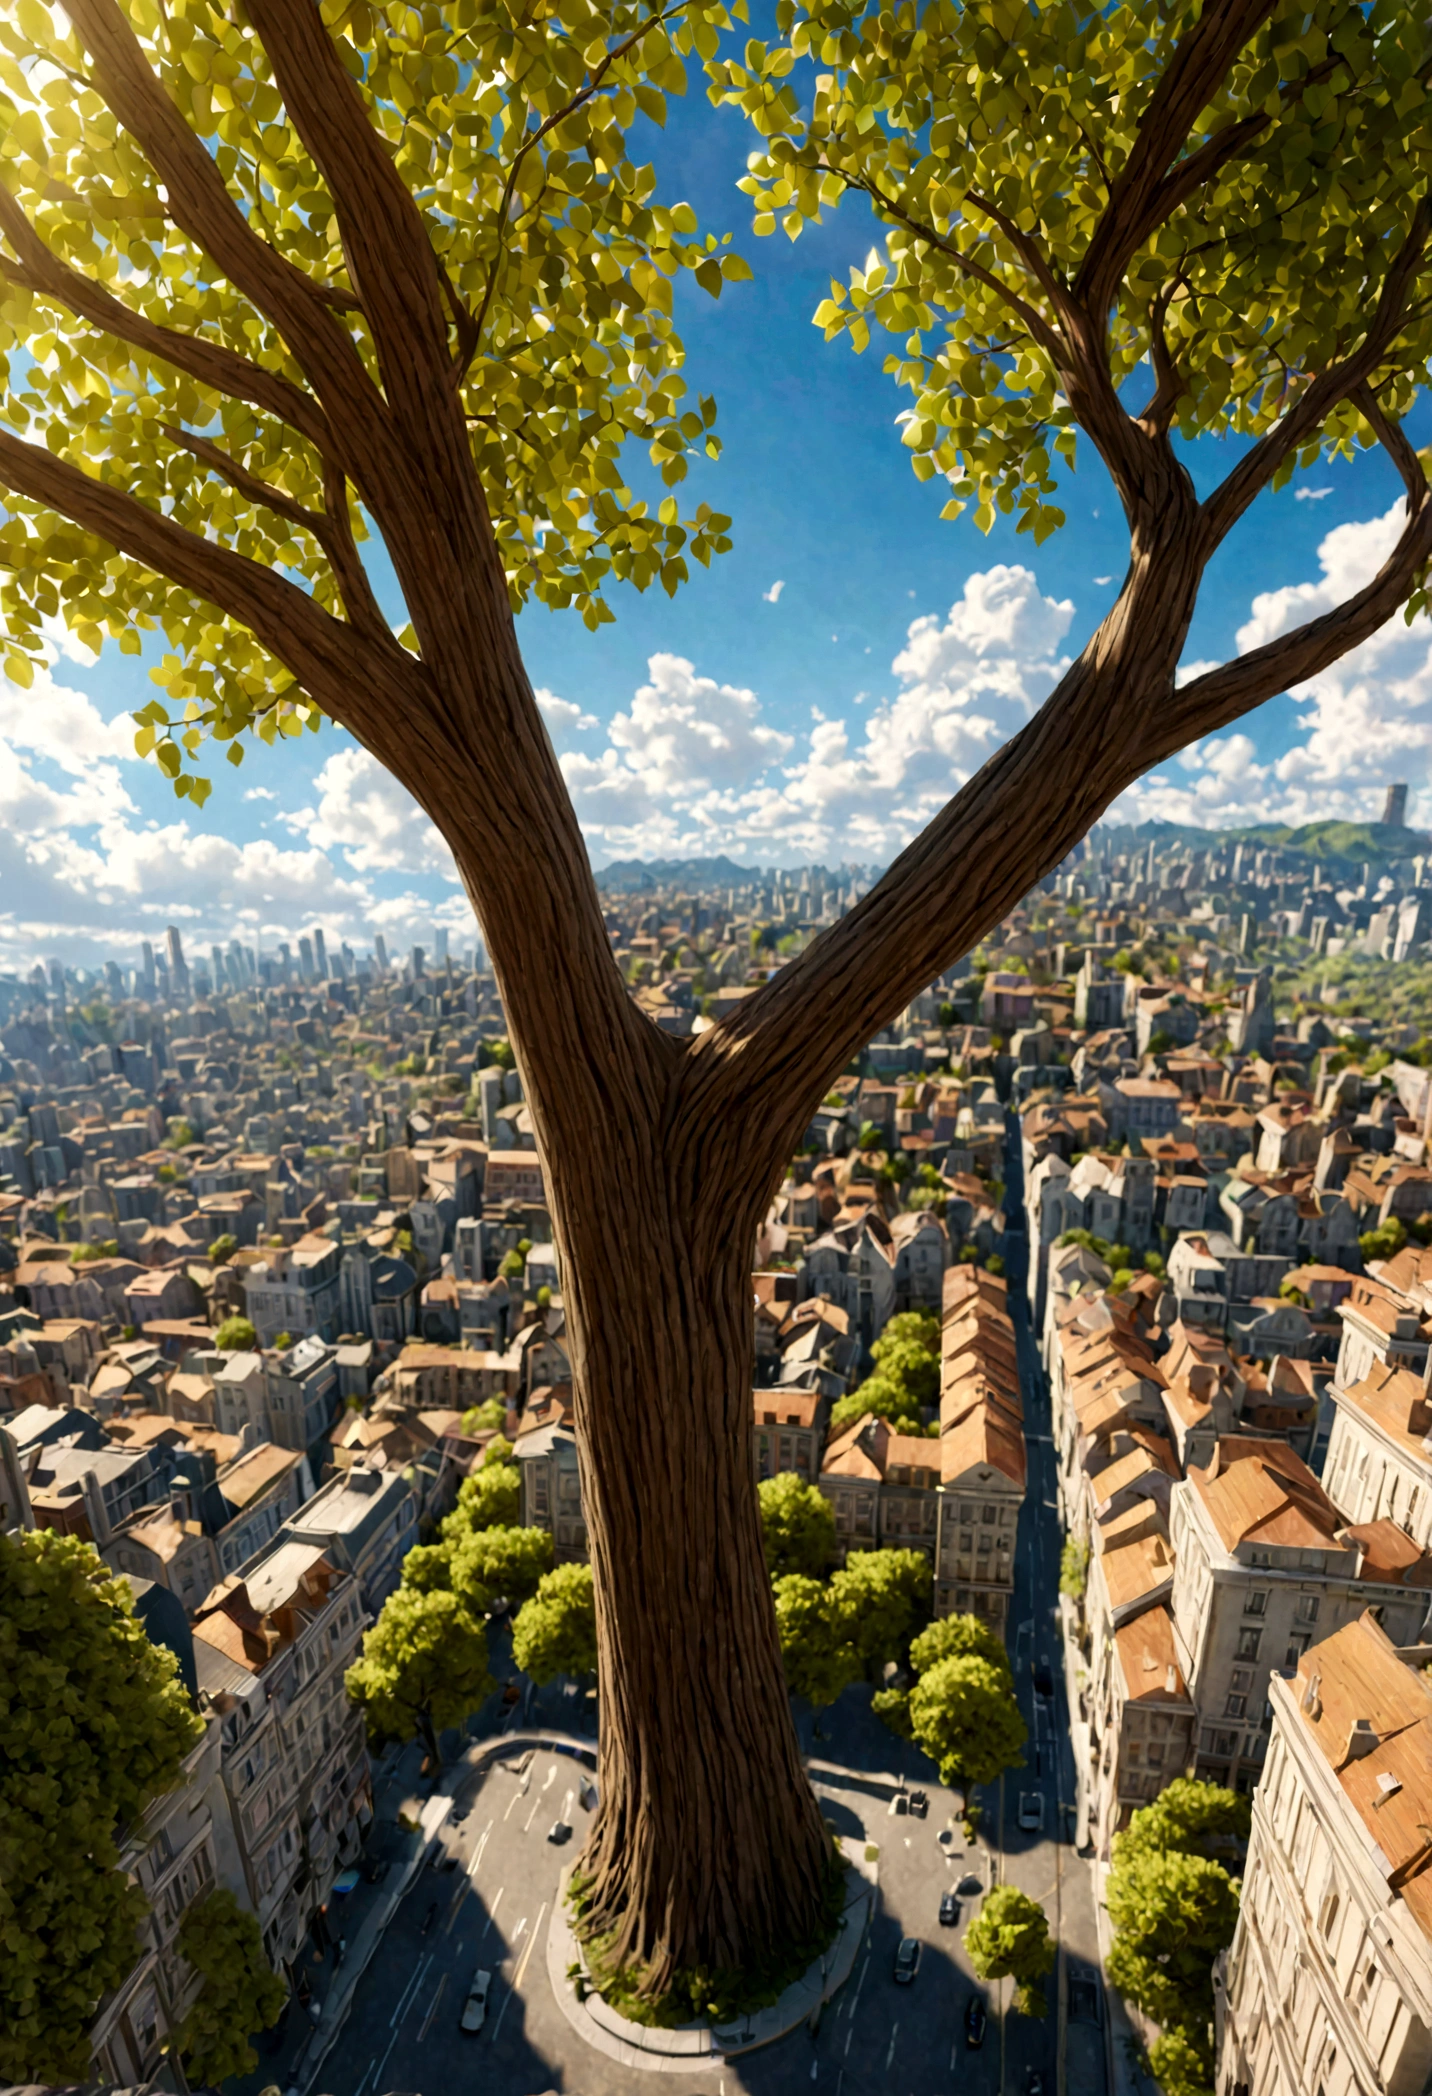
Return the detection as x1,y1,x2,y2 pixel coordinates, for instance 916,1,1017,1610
300,1112,1107,2096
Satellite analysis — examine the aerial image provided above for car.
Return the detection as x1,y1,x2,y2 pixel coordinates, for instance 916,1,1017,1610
460,1968,493,2034
938,1891,960,1928
547,1820,573,1845
893,1936,921,1985
1018,1791,1045,1833
964,1993,988,2048
1034,1660,1055,1697
889,1789,909,1816
908,1789,929,1818
958,1872,984,1896
1025,2074,1046,2096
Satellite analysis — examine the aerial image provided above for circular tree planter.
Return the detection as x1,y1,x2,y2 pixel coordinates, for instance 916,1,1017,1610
545,1838,878,2073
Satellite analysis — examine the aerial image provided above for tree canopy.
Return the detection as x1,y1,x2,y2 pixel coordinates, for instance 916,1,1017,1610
512,1562,599,1682
444,1446,523,1537
345,1584,494,1764
213,1314,257,1351
829,1546,932,1670
0,1528,203,2082
965,1883,1055,2017
830,1314,941,1434
0,0,742,801
174,1888,287,2088
907,1652,1027,1790
772,1573,863,1708
758,1470,837,1578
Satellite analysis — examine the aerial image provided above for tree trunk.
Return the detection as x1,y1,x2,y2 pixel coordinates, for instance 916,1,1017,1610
418,1709,441,1771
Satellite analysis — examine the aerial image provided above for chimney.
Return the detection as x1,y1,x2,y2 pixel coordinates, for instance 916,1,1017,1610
1345,1718,1379,1761
1166,1666,1178,1696
1301,1670,1322,1719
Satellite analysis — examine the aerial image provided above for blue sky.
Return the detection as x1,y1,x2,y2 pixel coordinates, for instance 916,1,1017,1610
3,85,1430,971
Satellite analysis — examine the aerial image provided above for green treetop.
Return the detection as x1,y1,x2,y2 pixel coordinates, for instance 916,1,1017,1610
908,1653,1027,1791
0,0,741,800
174,1888,287,2087
0,1528,204,2083
448,1523,556,1613
214,1314,257,1351
511,1562,599,1683
772,1573,863,1709
444,1444,523,1537
345,1585,494,1765
459,1397,508,1435
965,1884,1055,2017
758,1470,837,1578
829,1546,932,1671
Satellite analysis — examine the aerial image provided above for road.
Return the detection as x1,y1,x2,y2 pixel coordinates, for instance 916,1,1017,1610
297,1112,1106,2096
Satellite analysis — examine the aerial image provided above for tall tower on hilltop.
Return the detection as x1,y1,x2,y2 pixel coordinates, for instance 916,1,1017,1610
1383,782,1409,828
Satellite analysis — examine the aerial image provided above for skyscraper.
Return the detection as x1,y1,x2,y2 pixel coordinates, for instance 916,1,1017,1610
1383,782,1409,829
434,927,449,963
140,940,157,996
298,935,315,983
164,926,190,1000
373,931,389,974
312,928,328,980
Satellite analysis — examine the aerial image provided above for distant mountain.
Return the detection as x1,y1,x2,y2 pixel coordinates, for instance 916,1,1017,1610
1095,817,1430,868
592,854,759,892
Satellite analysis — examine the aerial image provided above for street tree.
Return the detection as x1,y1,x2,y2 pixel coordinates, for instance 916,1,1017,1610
345,1586,494,1766
965,1884,1055,2017
758,1471,837,1577
1146,2026,1217,2096
512,1563,599,1684
908,1610,1012,1681
2,0,1428,2010
907,1653,1027,1791
213,1315,257,1352
0,1528,203,2082
830,1547,932,1670
174,1888,287,2088
1115,1775,1251,1864
1105,1847,1242,2035
772,1574,863,1708
450,1524,557,1612
444,1444,523,1537
459,1398,508,1435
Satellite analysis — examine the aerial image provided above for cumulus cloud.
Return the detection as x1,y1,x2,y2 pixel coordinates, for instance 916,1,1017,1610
1115,501,1432,829
303,746,454,876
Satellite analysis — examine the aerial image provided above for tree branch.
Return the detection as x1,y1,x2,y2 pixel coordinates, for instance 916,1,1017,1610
64,0,378,474
1147,492,1432,763
1074,0,1278,320
0,430,423,739
0,180,336,459
1136,280,1187,437
161,425,389,647
1352,381,1430,508
1201,194,1432,546
831,171,1068,365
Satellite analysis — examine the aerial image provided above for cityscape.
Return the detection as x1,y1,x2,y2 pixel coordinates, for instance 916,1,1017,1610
8,804,1432,2095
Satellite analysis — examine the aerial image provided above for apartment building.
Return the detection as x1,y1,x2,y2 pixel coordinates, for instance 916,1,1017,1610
1322,1363,1432,1554
267,1464,418,1611
819,1413,940,1559
1217,1612,1432,2096
514,1417,587,1560
753,1388,828,1484
935,1264,1025,1628
192,1543,370,1972
1169,1439,1432,1794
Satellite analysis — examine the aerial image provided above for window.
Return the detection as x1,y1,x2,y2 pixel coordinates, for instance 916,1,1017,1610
1285,1634,1311,1667
1319,1890,1340,1940
1237,1627,1262,1660
1297,1594,1320,1624
1244,1590,1268,1617
1225,1695,1246,1719
1231,1666,1252,1692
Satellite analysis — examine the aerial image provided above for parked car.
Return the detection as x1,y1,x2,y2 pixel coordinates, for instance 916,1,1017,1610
1034,1660,1054,1697
939,1891,960,1928
547,1820,573,1845
420,1902,438,1937
1018,1791,1045,1833
893,1936,921,1985
460,1968,493,2034
908,1789,928,1818
965,1993,988,2048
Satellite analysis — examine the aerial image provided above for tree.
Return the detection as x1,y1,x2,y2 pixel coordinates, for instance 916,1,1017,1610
907,1654,1027,1792
1105,1848,1242,2034
1060,1536,1090,1602
1148,2027,1216,2096
512,1564,599,1684
449,1524,556,1612
830,1548,932,1671
0,1528,203,2082
772,1575,863,1709
174,1888,287,2087
758,1472,837,1578
345,1587,494,1766
459,1397,507,1436
965,1885,1055,2017
213,1315,256,1352
909,1611,1011,1681
4,0,1423,2014
1115,1777,1251,1865
206,1233,238,1266
444,1450,523,1537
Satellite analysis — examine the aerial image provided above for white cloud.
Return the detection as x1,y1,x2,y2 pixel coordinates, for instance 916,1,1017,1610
244,786,278,802
1295,486,1334,501
304,746,453,876
535,688,599,752
764,580,786,603
1115,501,1432,829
